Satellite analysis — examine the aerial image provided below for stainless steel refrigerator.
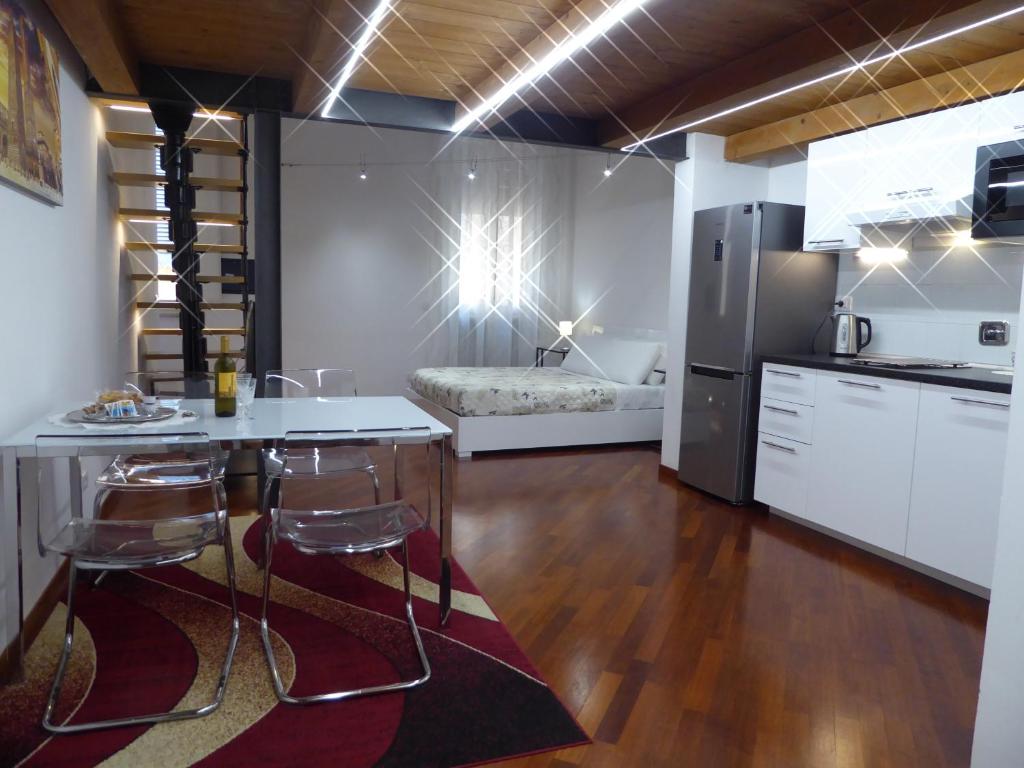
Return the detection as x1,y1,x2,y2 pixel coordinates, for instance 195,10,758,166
677,202,837,504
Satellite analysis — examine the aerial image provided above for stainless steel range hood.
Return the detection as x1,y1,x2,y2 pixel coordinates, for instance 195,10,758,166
847,195,972,227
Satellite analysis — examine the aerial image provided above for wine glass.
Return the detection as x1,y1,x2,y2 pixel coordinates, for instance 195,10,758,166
236,374,257,420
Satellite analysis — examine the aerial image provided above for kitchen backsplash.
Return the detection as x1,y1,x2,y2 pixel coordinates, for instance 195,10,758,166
836,239,1024,366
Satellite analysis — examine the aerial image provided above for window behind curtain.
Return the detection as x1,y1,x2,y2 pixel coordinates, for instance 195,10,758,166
458,211,524,309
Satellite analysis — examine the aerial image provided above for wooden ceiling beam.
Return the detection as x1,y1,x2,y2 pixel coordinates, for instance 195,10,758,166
723,46,1024,162
451,0,619,130
597,0,1015,148
292,0,379,115
45,0,139,94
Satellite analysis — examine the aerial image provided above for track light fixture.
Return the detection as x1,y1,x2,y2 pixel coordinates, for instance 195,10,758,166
467,158,478,181
359,154,368,181
603,154,614,177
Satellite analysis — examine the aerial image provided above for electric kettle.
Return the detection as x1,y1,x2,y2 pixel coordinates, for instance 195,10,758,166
830,311,872,356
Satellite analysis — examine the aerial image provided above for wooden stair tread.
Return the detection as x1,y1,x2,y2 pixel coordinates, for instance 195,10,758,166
112,172,244,191
144,351,244,360
130,273,245,284
124,241,244,254
106,131,243,156
119,208,243,224
136,301,244,310
141,328,246,336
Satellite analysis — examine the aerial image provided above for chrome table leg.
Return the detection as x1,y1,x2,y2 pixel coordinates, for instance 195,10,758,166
439,433,452,627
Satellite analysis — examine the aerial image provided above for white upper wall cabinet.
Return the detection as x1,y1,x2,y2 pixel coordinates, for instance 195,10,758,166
802,95,1008,248
854,102,982,226
803,130,865,251
977,90,1024,148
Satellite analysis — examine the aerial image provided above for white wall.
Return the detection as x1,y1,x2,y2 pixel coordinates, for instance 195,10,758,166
836,242,1023,366
280,120,676,394
281,120,442,395
0,5,124,651
971,273,1024,766
570,152,675,336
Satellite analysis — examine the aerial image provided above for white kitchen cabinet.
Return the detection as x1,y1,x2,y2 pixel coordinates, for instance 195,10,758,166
758,397,814,444
853,103,981,225
977,90,1024,149
906,385,1011,588
806,372,921,554
754,433,810,516
761,363,816,405
803,131,864,251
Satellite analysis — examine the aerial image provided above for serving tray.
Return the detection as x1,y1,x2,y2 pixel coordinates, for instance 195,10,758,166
66,406,179,424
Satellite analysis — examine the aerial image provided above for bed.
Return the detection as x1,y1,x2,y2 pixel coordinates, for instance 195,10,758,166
408,334,666,458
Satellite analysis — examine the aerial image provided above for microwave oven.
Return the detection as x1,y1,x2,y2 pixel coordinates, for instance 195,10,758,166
973,139,1024,239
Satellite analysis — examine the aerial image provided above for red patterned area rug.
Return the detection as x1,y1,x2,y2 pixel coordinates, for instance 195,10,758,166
0,517,588,767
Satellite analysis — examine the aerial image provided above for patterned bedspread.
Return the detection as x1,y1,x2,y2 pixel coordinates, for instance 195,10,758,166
409,367,618,417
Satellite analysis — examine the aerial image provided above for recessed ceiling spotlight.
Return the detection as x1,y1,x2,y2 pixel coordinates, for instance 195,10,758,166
451,0,653,133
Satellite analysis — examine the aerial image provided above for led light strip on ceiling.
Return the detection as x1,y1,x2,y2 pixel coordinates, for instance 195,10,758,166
320,0,393,118
108,104,236,121
623,4,1024,151
451,0,653,134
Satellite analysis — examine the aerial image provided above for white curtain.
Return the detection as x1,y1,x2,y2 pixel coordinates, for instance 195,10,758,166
418,140,573,367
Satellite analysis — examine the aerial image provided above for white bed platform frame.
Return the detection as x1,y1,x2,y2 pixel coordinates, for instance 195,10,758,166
410,395,663,459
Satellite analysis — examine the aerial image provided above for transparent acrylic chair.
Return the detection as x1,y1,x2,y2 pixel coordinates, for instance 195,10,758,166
261,369,379,516
35,432,240,733
260,428,432,704
102,372,229,500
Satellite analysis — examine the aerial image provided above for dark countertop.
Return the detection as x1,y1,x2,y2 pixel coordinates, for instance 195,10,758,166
760,353,1013,394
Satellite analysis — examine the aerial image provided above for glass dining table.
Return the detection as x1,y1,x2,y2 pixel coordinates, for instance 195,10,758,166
0,396,454,682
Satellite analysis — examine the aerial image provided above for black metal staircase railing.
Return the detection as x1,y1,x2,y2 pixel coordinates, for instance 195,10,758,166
151,103,206,376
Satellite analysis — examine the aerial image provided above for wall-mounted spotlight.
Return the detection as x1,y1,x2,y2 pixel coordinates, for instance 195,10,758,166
467,158,478,181
603,154,613,177
359,154,368,181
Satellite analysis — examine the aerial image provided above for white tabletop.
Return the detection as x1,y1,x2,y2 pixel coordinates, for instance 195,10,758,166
1,396,451,453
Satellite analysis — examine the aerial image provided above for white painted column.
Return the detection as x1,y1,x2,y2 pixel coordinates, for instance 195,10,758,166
971,276,1024,766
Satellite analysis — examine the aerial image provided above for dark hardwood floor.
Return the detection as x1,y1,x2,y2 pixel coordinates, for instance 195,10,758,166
441,444,987,768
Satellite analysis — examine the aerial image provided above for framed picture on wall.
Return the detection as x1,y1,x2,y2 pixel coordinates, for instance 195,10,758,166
0,0,62,205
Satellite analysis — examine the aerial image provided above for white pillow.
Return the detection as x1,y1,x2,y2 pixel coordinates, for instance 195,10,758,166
560,336,662,385
645,346,667,385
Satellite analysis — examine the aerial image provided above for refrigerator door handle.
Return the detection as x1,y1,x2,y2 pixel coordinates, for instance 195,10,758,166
689,363,739,380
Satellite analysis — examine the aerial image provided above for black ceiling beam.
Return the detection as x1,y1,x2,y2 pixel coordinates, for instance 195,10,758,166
318,87,686,161
87,64,292,112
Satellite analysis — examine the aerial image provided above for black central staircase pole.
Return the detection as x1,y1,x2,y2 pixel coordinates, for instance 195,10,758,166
150,103,206,378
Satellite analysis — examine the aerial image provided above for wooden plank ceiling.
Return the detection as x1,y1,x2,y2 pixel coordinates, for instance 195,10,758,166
45,0,1024,158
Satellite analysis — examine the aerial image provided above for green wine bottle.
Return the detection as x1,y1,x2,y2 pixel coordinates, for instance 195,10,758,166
214,335,237,417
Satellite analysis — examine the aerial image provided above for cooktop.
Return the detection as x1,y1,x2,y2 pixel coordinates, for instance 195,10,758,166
847,355,970,370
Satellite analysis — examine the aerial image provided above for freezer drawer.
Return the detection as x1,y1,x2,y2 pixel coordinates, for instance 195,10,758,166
678,365,754,503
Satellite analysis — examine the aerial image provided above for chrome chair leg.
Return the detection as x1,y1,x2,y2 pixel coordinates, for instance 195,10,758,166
42,532,241,734
368,467,381,505
260,535,430,705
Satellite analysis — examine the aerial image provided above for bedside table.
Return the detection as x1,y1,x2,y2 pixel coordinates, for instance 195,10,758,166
536,346,571,367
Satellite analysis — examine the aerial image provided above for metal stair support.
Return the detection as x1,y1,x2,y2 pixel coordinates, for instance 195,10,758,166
107,101,251,378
